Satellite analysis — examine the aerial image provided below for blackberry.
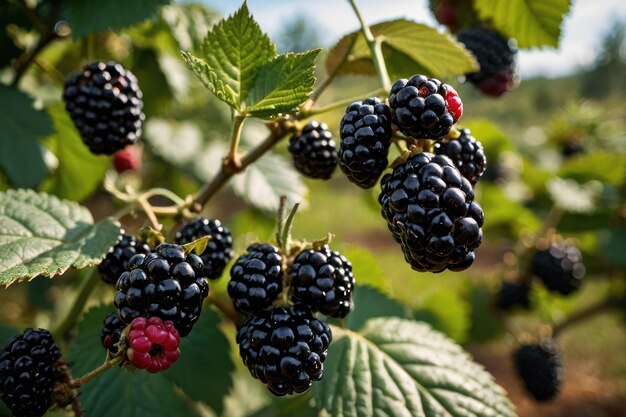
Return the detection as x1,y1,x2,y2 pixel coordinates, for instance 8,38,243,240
434,128,486,185
338,97,393,188
228,243,283,315
389,75,463,141
288,121,338,179
378,152,484,272
514,338,563,401
114,243,209,337
101,312,126,354
127,317,180,373
98,231,151,285
113,145,142,173
531,241,585,295
176,217,234,280
236,306,332,396
457,29,518,97
63,61,145,154
290,245,354,318
0,329,63,417
495,281,530,311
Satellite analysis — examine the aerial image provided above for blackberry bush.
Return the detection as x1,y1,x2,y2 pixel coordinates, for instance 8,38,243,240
63,61,145,154
288,121,338,179
514,338,563,401
434,128,487,185
531,240,585,295
98,231,151,285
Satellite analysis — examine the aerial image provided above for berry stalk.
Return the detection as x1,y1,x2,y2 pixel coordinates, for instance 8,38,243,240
551,297,620,338
53,268,101,339
71,356,123,388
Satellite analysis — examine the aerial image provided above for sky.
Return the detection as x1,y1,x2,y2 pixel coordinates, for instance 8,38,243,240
199,0,626,78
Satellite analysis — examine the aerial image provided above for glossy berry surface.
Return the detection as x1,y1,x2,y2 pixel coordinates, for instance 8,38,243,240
228,243,282,315
290,245,354,318
63,61,144,154
98,231,151,285
127,317,180,373
531,241,585,295
338,97,393,188
176,217,234,280
379,152,484,272
101,312,126,354
114,243,209,337
113,146,142,173
288,121,338,179
514,338,563,401
236,306,332,396
0,329,62,417
434,128,487,185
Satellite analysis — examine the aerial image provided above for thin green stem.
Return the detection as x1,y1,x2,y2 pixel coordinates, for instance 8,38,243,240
72,356,122,388
300,87,387,119
141,188,186,206
53,269,100,339
552,297,620,338
276,196,288,248
226,114,247,169
281,202,300,255
347,0,391,91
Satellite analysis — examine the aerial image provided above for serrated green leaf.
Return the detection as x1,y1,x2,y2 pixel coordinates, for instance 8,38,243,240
62,0,169,38
414,288,471,343
347,286,411,331
41,104,109,202
164,308,234,414
0,86,51,188
0,189,120,286
473,0,571,48
314,318,516,417
69,306,201,417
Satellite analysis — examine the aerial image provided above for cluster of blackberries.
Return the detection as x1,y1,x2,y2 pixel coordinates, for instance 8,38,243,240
514,338,563,401
228,243,354,395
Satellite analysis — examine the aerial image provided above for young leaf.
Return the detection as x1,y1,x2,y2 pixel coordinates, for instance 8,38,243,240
473,0,571,48
314,318,516,417
347,286,412,331
181,235,210,256
0,189,120,286
0,86,51,188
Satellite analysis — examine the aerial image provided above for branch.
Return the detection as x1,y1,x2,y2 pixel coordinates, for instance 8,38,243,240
11,30,58,87
71,357,122,388
552,297,620,338
53,269,100,339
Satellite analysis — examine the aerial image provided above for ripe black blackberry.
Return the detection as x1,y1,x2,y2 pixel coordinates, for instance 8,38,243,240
378,152,484,272
531,241,585,295
457,29,518,97
434,128,486,185
496,281,530,311
288,121,338,179
389,75,463,141
63,61,145,154
290,245,354,318
100,312,126,354
514,338,563,401
98,231,151,285
236,305,332,396
338,97,393,188
176,217,234,280
114,243,208,337
0,329,63,417
228,243,283,315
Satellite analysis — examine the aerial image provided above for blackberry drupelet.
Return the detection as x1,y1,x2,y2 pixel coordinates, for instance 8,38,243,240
176,217,234,280
63,61,145,154
0,329,62,417
378,152,484,272
101,312,126,354
496,281,530,311
228,243,283,315
98,231,151,285
114,243,209,337
288,121,338,179
389,75,463,140
531,241,585,295
434,128,486,185
290,245,355,318
514,338,563,401
338,97,393,188
127,317,180,373
236,305,332,396
457,29,518,97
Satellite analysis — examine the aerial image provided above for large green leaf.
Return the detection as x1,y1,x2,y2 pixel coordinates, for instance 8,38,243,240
326,19,478,80
314,318,516,417
347,286,411,331
473,0,571,48
69,306,201,417
0,189,120,285
62,0,169,38
41,105,109,201
414,288,471,343
0,86,51,188
164,308,234,414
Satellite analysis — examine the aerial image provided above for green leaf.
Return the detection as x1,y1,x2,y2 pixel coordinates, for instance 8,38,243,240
347,286,411,331
314,318,516,417
40,104,109,201
601,227,626,268
62,0,169,38
164,308,234,414
0,189,120,286
339,247,390,293
325,19,478,80
558,151,626,186
69,306,201,417
0,86,51,188
473,0,571,48
414,288,472,343
467,285,505,343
